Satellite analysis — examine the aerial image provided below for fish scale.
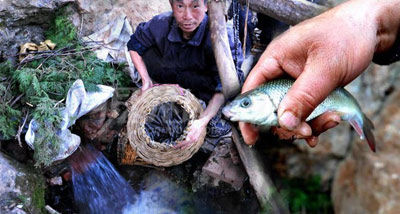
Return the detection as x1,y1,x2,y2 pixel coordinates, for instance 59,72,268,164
222,79,376,152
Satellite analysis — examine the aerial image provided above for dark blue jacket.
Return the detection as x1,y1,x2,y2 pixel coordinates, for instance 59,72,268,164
127,12,244,101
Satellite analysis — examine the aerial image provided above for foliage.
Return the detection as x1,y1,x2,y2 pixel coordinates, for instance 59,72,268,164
0,12,133,166
280,175,333,214
0,105,22,139
45,13,78,48
0,61,22,139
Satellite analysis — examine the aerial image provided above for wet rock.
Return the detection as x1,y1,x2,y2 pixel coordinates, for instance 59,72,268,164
0,151,45,213
76,102,108,141
75,100,128,150
202,139,247,190
48,176,63,186
332,83,400,214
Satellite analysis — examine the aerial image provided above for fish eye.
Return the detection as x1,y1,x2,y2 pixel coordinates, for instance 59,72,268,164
240,98,251,108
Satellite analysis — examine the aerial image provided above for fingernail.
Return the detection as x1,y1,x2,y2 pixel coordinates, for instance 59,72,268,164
306,136,318,147
299,123,312,136
279,111,300,130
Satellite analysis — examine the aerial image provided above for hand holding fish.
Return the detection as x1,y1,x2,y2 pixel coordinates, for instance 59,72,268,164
233,0,400,148
223,79,376,151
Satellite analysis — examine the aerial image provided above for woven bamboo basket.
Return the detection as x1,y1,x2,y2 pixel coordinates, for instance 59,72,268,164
123,84,205,167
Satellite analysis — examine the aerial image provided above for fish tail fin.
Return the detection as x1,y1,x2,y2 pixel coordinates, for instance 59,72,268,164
348,113,376,152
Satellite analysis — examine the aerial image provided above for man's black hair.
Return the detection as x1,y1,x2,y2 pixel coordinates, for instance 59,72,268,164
169,0,208,5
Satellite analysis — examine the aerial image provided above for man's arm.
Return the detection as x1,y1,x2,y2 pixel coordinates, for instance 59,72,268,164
176,93,225,149
127,16,162,91
129,50,153,91
198,92,226,126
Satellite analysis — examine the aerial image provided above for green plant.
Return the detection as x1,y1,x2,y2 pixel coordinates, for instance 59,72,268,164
45,14,78,48
0,61,22,139
280,175,333,214
0,11,133,166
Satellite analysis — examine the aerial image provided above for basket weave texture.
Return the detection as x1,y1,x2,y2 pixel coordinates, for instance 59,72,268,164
126,85,205,167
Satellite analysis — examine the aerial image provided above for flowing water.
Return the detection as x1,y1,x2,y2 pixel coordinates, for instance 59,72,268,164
69,146,136,213
69,145,198,214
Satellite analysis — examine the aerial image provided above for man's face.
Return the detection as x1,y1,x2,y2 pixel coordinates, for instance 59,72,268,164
171,0,207,38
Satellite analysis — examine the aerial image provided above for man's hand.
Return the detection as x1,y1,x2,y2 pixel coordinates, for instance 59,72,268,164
129,50,154,92
240,0,400,146
175,119,208,149
141,78,153,92
175,93,225,149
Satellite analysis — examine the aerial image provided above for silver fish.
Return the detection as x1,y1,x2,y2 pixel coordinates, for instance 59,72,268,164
222,79,376,152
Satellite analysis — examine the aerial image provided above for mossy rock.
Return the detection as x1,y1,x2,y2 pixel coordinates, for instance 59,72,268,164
0,151,45,213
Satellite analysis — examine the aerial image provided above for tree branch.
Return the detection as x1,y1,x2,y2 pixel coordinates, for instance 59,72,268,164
239,0,329,25
231,126,290,213
208,0,241,99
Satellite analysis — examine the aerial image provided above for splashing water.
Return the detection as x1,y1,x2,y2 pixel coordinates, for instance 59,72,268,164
123,171,196,214
69,146,136,214
69,146,199,214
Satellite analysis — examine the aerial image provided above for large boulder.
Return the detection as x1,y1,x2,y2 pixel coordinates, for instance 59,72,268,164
0,151,45,214
69,0,171,63
75,0,170,35
332,64,400,213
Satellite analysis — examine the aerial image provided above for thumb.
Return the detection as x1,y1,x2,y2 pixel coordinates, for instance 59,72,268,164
277,61,339,131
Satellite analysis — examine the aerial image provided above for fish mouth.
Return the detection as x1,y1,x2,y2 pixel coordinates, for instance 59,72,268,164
222,107,238,121
222,107,232,119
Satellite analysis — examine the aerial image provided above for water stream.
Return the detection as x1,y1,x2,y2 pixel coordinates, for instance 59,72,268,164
68,146,199,214
69,146,136,213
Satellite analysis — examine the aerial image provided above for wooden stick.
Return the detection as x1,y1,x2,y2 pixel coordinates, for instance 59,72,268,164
238,0,329,25
16,112,29,147
242,0,250,56
45,205,61,214
208,0,241,99
231,126,290,213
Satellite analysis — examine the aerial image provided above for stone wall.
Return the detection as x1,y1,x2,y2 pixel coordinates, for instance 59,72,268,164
0,0,74,62
0,0,170,62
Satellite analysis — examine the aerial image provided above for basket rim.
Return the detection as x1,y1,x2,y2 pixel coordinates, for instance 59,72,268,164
126,84,205,167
